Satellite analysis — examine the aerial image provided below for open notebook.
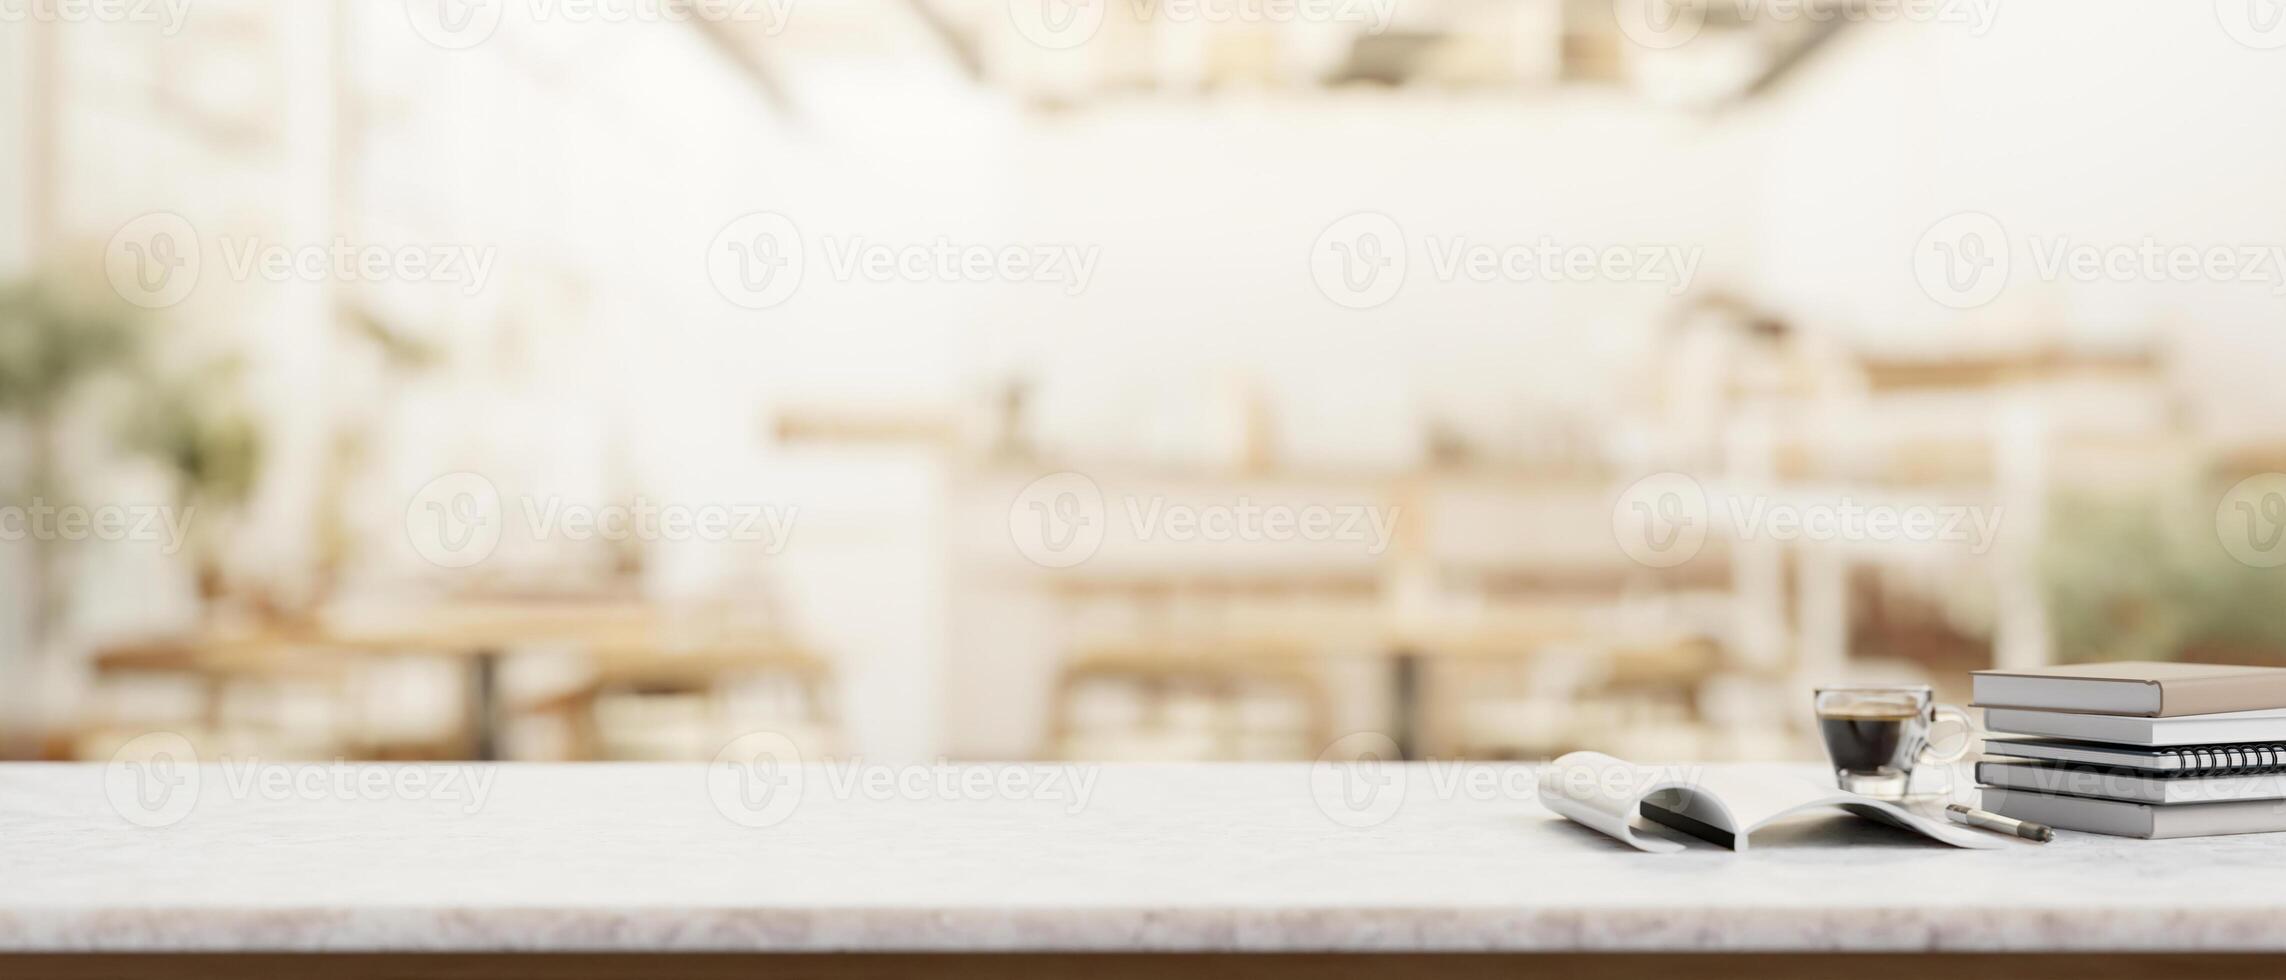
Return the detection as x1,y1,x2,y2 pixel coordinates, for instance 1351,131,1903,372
1537,751,2001,852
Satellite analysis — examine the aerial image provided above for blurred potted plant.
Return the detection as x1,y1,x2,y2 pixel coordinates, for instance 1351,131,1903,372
0,277,146,645
1,273,268,638
2044,491,2286,665
118,362,264,603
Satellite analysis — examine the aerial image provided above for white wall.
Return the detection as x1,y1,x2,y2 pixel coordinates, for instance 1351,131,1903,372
1744,2,2286,436
0,17,33,741
0,19,25,272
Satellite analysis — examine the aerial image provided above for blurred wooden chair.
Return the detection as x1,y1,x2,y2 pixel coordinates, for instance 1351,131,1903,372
82,632,353,760
524,639,836,760
1436,635,1724,761
1044,642,1330,761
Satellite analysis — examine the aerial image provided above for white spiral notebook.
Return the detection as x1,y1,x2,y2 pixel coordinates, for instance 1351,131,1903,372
1984,737,2286,773
1975,759,2286,804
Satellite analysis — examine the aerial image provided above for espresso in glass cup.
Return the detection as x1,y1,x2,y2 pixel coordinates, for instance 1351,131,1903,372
1813,685,1972,800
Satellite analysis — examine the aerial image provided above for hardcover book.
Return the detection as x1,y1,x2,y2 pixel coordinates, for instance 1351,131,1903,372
1972,661,2286,717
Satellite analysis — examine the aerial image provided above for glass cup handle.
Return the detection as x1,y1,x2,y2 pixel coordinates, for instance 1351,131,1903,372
1921,703,1976,765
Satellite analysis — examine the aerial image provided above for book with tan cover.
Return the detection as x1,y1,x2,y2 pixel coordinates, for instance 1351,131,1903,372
1973,661,2286,717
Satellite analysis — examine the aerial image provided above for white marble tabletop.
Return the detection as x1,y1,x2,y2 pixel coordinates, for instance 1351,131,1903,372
4,760,2283,953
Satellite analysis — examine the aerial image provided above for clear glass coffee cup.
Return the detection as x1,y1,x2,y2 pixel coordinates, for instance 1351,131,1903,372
1813,685,1973,800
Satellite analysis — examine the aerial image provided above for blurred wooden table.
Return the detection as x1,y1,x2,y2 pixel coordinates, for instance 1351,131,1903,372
1043,575,1709,758
93,600,819,760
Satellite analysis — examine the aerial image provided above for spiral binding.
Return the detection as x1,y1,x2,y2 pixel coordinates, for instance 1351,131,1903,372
2169,743,2286,775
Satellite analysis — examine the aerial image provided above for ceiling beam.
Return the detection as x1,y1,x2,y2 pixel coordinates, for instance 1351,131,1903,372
687,16,798,119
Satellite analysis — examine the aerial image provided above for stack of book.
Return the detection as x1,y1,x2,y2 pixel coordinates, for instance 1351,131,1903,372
1971,662,2286,839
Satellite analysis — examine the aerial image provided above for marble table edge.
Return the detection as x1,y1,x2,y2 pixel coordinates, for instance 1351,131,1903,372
3,906,2281,953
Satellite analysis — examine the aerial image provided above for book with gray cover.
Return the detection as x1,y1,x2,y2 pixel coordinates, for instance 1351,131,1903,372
1981,705,2286,746
1973,661,2286,717
1538,751,2000,852
1982,786,2286,839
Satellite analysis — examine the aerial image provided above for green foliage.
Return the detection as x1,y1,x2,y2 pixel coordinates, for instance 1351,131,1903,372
0,279,145,416
119,364,264,510
2044,491,2286,663
0,274,263,511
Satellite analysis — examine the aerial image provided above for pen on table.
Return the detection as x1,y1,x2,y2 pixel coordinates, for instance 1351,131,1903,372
1946,803,2054,843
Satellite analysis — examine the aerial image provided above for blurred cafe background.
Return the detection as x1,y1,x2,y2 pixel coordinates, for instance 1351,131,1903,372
4,0,2286,767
